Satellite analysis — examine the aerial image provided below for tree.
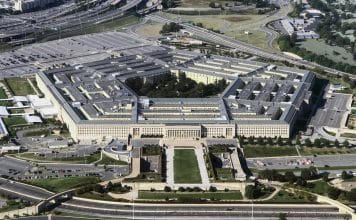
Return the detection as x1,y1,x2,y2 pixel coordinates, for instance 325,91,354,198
106,181,114,192
164,186,172,192
209,186,217,192
341,170,352,180
314,139,321,148
257,136,264,145
334,139,339,148
327,187,341,200
284,171,297,183
343,140,350,148
278,213,287,220
345,188,356,202
301,167,317,180
304,138,312,147
94,184,104,194
296,178,307,187
245,185,262,199
322,172,329,182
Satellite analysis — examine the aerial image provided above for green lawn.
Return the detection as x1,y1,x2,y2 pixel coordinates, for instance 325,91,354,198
297,39,356,66
300,147,356,155
0,87,7,99
3,116,27,127
243,145,298,158
5,77,35,96
340,133,356,139
27,176,100,193
138,190,243,200
268,190,316,203
96,154,128,165
0,199,27,212
306,180,331,196
15,152,101,164
174,149,201,183
216,168,234,181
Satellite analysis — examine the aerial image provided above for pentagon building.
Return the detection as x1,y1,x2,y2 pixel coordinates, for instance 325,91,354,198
36,33,315,143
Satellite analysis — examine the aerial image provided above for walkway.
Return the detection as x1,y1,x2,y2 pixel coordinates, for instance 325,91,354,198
194,147,209,187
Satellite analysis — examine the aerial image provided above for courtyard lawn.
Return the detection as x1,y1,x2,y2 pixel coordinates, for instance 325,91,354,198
0,87,7,99
174,149,201,184
3,116,27,127
5,77,35,96
138,190,243,200
27,176,100,193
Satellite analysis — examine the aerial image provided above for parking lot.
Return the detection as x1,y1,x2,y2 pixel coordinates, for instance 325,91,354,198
248,153,356,171
310,92,351,128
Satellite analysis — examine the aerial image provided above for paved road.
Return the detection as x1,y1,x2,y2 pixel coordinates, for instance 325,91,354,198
55,198,350,219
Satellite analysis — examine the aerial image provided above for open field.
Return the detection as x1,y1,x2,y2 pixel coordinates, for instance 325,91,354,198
298,39,356,66
174,149,201,184
138,190,243,200
164,13,256,33
27,176,100,193
135,21,163,37
4,78,35,96
226,30,269,49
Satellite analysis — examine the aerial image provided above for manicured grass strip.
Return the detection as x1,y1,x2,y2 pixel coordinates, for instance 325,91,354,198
27,176,100,193
0,87,7,99
96,154,128,165
15,152,101,164
174,149,201,184
138,190,243,200
244,146,298,158
340,133,356,139
5,77,35,96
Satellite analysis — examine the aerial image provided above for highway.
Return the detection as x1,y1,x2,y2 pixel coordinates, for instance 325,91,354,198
146,13,353,79
0,176,352,219
0,0,143,42
54,198,351,219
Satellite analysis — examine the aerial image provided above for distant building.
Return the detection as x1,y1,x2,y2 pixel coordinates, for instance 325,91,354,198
13,0,58,12
0,117,8,138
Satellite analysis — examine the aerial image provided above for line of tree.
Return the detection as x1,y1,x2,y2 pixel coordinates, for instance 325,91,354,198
160,22,182,34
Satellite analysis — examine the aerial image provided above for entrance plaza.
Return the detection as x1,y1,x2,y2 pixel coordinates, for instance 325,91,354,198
161,138,243,190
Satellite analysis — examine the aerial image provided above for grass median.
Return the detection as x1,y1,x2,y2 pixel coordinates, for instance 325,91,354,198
26,176,100,193
138,190,243,201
